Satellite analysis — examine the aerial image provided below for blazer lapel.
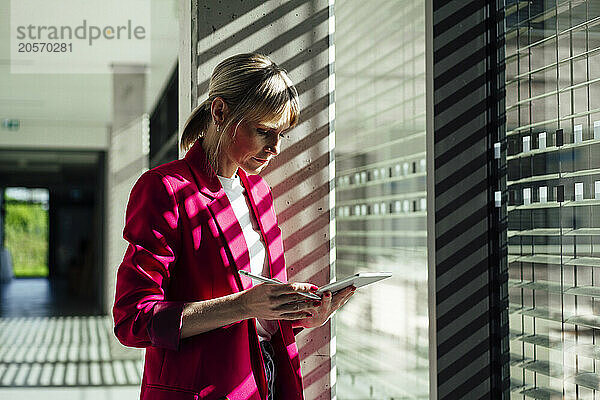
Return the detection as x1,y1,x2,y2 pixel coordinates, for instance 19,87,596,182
184,140,253,292
206,195,253,291
238,170,286,282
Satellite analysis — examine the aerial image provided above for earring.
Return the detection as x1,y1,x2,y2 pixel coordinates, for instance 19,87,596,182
216,125,220,133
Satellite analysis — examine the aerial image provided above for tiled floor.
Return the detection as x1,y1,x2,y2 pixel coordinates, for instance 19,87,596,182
0,316,143,386
0,386,141,400
0,278,142,399
0,316,143,388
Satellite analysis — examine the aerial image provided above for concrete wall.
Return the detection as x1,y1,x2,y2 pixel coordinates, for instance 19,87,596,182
180,1,336,398
105,115,149,314
104,66,148,314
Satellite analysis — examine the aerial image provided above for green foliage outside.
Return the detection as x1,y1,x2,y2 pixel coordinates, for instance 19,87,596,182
4,200,49,277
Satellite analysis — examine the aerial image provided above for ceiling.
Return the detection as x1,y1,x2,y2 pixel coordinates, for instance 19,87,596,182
0,0,179,187
0,0,179,181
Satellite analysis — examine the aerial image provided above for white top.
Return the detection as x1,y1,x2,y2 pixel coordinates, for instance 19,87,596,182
217,174,279,340
217,174,267,277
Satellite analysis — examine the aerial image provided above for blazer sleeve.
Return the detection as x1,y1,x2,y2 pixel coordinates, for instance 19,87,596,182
112,171,184,351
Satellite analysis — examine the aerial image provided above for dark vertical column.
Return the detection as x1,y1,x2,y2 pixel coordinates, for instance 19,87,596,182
48,189,57,279
0,187,7,282
0,187,4,249
95,152,107,313
428,0,508,398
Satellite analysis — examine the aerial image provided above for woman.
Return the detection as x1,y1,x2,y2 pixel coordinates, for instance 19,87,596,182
113,53,354,400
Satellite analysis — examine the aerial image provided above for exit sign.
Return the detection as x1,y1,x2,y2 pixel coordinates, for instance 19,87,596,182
2,119,20,131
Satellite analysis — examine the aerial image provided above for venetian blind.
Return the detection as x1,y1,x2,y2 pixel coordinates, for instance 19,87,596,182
506,0,600,398
334,0,429,398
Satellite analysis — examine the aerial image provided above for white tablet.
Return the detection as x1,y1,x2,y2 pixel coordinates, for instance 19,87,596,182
316,272,392,295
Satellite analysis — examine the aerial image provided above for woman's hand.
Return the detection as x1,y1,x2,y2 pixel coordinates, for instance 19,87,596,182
293,286,355,329
240,282,321,321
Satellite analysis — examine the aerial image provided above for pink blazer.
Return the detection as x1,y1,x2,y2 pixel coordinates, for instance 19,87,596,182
113,139,304,400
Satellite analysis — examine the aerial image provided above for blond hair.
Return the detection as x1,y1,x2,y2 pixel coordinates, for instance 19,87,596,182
181,53,300,172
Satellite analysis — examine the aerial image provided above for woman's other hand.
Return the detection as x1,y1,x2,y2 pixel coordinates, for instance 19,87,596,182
240,282,321,321
293,286,355,329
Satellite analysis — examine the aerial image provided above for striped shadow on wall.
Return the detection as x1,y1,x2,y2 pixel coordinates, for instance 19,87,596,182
428,0,509,399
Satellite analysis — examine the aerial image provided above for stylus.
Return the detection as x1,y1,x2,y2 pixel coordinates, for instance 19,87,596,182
238,270,321,300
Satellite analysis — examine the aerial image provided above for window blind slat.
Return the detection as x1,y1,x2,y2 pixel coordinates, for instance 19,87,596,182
334,0,427,397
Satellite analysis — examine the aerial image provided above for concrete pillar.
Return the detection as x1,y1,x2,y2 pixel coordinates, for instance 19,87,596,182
112,65,146,131
105,64,148,313
426,0,509,398
179,1,335,398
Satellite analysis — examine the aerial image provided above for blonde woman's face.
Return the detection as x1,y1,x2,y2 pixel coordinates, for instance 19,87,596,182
221,119,290,177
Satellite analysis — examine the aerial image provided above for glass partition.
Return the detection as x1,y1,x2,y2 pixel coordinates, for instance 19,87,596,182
334,0,428,398
506,1,600,398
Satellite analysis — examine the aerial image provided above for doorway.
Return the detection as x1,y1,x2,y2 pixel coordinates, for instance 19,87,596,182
0,150,105,317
